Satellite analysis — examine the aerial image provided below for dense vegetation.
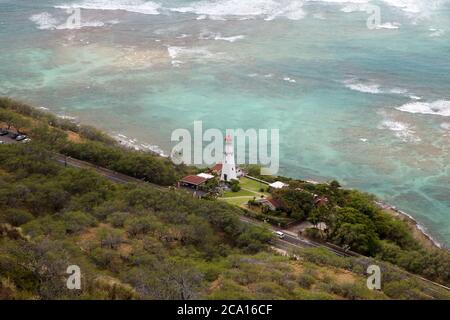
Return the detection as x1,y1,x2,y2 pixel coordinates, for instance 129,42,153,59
0,97,192,186
1,143,449,299
272,180,450,285
0,97,449,299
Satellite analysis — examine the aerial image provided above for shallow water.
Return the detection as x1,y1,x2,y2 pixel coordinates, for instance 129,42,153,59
0,0,449,246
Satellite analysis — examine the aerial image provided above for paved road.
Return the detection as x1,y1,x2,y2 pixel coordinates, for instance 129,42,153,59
54,154,166,190
222,212,353,256
52,153,450,291
54,154,356,256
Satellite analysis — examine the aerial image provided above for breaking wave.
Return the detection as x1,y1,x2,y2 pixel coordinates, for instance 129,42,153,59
56,0,161,15
169,0,306,21
30,12,106,30
396,100,450,117
378,119,421,142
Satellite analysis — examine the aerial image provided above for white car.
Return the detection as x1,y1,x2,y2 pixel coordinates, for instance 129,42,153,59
274,231,285,239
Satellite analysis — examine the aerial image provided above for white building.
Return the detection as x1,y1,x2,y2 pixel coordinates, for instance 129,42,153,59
269,181,288,189
197,173,215,180
220,134,237,181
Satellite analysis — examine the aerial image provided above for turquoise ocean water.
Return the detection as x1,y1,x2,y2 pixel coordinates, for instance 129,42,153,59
0,0,449,246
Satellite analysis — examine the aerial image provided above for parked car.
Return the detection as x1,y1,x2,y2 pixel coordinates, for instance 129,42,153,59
21,138,31,143
9,133,19,139
16,135,27,141
0,141,4,144
0,129,9,136
274,231,285,239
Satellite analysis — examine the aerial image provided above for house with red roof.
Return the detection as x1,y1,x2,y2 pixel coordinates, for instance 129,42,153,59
254,197,283,212
209,163,223,176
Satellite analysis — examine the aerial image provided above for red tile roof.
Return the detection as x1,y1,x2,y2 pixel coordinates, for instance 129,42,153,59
210,163,223,172
267,198,283,209
180,175,207,186
314,196,329,206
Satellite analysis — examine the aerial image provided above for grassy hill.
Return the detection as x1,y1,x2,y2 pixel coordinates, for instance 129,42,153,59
0,97,449,300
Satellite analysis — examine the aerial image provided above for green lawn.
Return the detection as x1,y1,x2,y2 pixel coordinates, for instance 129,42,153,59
240,177,268,192
220,196,254,207
219,177,270,204
222,189,255,198
239,177,270,197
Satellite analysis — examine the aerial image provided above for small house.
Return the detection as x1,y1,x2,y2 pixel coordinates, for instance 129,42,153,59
269,181,288,189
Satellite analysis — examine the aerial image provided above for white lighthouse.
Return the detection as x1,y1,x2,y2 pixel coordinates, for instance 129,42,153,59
220,134,237,182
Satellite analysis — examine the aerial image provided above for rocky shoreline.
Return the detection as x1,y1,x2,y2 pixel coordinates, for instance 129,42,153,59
374,200,443,250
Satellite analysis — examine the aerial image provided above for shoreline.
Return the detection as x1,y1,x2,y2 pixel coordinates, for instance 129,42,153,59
374,200,443,250
13,107,448,251
96,121,447,251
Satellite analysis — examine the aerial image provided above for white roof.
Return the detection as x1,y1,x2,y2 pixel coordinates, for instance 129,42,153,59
197,173,215,180
269,181,288,189
317,222,328,231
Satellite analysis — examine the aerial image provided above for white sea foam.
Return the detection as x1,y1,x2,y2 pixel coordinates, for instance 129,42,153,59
378,119,420,142
376,22,401,29
344,80,382,94
167,46,223,66
199,32,245,42
380,0,442,15
169,0,306,21
416,223,442,248
389,87,408,94
283,76,297,83
396,100,450,117
317,0,443,20
429,28,445,37
30,11,107,30
214,34,246,42
344,79,417,98
308,0,369,4
56,0,161,15
113,133,167,156
58,21,106,29
29,12,59,30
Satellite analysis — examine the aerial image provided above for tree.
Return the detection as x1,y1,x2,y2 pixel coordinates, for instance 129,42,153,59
273,189,314,219
0,108,15,130
30,125,68,150
332,223,379,255
97,227,124,249
61,211,96,234
329,180,341,189
125,216,160,238
236,226,272,253
230,180,241,192
10,114,31,134
107,212,129,228
0,209,34,226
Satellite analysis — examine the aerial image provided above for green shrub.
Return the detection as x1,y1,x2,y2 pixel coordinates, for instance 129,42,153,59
107,212,129,228
1,209,34,226
97,227,125,249
231,183,241,193
61,211,96,234
297,274,316,289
